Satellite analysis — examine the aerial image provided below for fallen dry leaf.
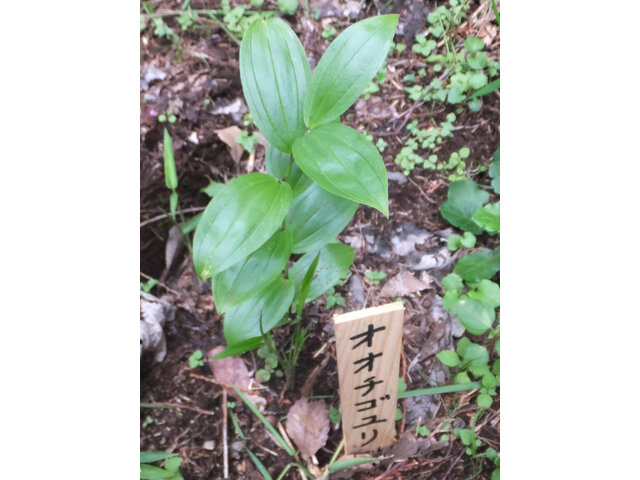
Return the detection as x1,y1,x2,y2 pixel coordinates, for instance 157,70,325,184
208,346,265,409
379,271,430,297
285,397,329,459
214,126,244,163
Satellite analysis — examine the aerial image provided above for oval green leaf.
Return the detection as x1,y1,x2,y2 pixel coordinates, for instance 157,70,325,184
223,276,295,345
285,182,358,253
240,18,311,153
193,173,292,279
440,180,490,233
455,248,500,282
452,298,495,335
289,242,354,302
304,14,399,128
292,123,388,215
212,230,293,313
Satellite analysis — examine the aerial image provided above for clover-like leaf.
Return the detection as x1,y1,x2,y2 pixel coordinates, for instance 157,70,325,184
472,202,500,234
292,123,388,215
240,18,311,153
193,173,292,279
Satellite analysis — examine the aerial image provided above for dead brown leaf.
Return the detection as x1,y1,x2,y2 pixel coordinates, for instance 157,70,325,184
215,126,244,163
379,272,430,298
208,346,265,409
285,397,329,459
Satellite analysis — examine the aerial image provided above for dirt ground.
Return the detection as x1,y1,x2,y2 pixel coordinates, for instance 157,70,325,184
140,1,500,478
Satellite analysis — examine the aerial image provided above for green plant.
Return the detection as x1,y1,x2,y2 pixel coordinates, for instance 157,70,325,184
365,269,387,285
188,349,205,368
321,25,337,41
256,345,283,381
325,286,345,309
163,128,179,221
195,15,399,387
140,452,184,480
140,277,159,293
278,0,298,15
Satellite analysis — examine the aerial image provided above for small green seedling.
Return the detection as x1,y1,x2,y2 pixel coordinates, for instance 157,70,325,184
325,286,345,309
188,350,205,369
329,406,342,426
365,269,387,285
416,424,430,437
140,277,159,293
256,345,283,382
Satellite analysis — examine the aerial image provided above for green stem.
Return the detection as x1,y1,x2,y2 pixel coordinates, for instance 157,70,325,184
398,382,480,398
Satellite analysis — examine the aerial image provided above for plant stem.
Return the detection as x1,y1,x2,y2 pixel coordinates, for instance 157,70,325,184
398,381,480,398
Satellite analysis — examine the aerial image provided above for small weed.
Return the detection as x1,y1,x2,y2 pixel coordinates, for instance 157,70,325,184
365,269,387,285
416,424,430,437
140,277,159,293
188,349,205,369
256,345,283,382
321,25,337,41
235,129,261,153
142,415,154,428
325,286,345,309
329,406,341,425
158,109,177,124
278,0,298,15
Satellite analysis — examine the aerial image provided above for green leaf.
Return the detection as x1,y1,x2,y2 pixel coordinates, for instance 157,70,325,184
164,457,182,474
232,386,296,456
455,248,500,282
239,18,311,153
492,468,500,480
464,37,485,53
264,144,292,179
467,52,489,70
277,0,297,15
440,180,490,233
245,447,273,480
447,234,461,251
285,182,358,253
292,123,388,215
456,337,471,356
460,231,477,248
447,84,465,104
482,371,499,389
477,393,493,408
442,273,463,295
140,464,174,480
329,457,383,473
472,202,500,233
329,406,341,425
489,148,500,194
223,276,295,344
456,428,476,445
210,337,265,359
193,173,292,279
304,14,399,128
453,298,495,335
462,343,489,366
201,181,224,198
467,279,500,308
212,230,292,312
289,243,355,302
471,78,500,98
469,72,488,90
455,371,471,384
140,452,177,464
436,350,461,367
163,128,178,190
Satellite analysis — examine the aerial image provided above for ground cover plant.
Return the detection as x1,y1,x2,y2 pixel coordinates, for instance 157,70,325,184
141,1,500,478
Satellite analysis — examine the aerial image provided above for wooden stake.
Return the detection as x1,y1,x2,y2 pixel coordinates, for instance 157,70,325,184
333,302,404,454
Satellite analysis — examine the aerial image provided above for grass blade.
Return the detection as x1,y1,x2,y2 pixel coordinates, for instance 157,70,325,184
471,78,500,98
328,456,383,473
398,382,480,398
232,386,296,456
245,447,274,480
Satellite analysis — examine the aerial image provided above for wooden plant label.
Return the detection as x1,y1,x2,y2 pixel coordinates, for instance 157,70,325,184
333,302,404,454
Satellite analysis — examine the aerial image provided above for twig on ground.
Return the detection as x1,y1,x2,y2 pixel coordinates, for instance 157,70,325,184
140,206,205,228
406,176,439,205
222,389,229,479
140,271,180,295
440,448,466,480
141,401,213,416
